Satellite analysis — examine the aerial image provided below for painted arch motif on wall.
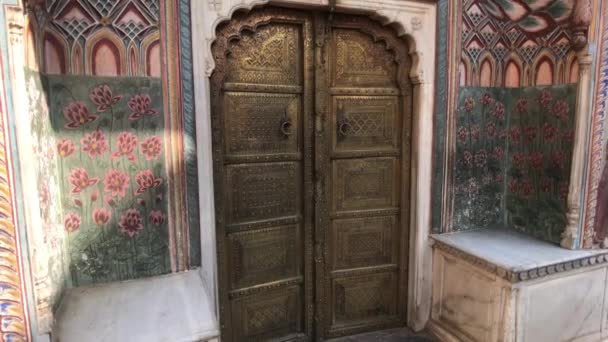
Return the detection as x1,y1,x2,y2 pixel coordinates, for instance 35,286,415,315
26,0,161,77
461,0,576,87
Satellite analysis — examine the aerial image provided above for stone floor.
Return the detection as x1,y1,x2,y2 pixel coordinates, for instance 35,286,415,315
327,328,436,342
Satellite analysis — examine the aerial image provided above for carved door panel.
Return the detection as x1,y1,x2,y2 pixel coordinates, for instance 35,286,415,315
211,9,315,342
212,7,411,342
315,15,412,339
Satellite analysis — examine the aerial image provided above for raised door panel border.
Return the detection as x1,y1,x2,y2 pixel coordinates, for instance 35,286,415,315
331,96,401,155
230,285,304,341
331,157,400,213
223,92,301,161
330,216,398,270
225,162,302,227
328,272,401,337
224,22,302,87
331,29,398,88
227,224,301,290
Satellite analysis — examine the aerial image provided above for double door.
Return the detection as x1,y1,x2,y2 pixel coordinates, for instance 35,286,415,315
210,6,412,341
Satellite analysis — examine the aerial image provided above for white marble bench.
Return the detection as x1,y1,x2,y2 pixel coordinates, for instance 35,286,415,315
429,229,608,342
53,270,219,342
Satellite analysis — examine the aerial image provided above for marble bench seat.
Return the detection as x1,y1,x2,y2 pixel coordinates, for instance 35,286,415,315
428,228,608,342
53,269,219,342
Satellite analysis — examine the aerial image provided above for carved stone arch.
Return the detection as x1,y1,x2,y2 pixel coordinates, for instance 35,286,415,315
84,28,126,76
24,16,39,70
565,51,579,83
201,0,432,85
141,30,161,77
532,50,557,86
460,55,472,86
478,52,495,87
503,53,524,88
42,28,69,74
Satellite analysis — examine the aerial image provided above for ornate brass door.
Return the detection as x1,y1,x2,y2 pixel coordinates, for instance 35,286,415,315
211,7,411,342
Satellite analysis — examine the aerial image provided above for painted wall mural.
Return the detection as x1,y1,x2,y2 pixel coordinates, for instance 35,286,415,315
454,85,576,244
46,74,171,286
480,0,574,35
27,0,160,77
462,0,577,87
23,69,68,332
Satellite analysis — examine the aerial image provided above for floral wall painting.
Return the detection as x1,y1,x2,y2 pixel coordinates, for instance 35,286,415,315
454,84,576,244
46,74,173,286
594,148,608,246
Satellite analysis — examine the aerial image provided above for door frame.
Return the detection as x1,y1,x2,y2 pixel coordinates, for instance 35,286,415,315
190,0,437,333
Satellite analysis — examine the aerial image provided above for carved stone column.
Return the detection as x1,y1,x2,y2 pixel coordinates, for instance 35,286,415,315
2,5,32,340
561,51,593,249
571,0,592,51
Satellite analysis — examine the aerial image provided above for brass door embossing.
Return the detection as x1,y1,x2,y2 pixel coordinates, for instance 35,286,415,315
211,7,412,341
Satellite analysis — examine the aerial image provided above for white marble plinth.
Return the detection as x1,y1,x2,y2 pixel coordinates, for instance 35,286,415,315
430,229,608,342
53,270,219,342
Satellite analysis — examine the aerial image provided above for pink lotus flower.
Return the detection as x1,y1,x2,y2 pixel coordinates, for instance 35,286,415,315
480,93,493,105
521,179,534,198
512,152,526,169
119,209,144,237
93,208,111,226
492,102,505,120
57,139,75,158
529,152,544,170
91,191,98,202
457,127,468,143
134,170,162,195
543,123,558,142
64,102,98,129
486,122,497,138
68,168,98,193
128,94,158,120
104,169,130,198
140,136,163,160
463,151,473,168
463,97,475,113
516,99,528,114
509,127,521,142
474,149,487,168
552,100,569,121
89,84,121,112
149,210,166,226
81,129,109,158
524,126,537,142
492,147,504,161
112,132,138,162
64,213,81,233
508,179,519,193
538,90,553,108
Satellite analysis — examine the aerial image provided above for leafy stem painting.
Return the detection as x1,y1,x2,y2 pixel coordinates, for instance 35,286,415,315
454,85,576,244
48,75,170,286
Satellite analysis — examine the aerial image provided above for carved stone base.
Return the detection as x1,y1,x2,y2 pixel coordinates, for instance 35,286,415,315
431,230,608,342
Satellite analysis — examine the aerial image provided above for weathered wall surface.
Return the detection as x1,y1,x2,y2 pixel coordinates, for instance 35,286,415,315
453,85,576,244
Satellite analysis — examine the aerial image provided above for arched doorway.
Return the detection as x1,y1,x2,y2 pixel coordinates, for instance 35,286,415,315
210,6,413,341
